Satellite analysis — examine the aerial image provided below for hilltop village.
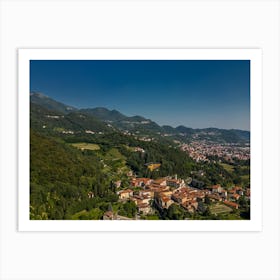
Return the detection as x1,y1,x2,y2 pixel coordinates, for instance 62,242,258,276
102,174,250,220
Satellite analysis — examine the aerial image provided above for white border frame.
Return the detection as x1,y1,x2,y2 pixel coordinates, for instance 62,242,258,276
18,49,262,231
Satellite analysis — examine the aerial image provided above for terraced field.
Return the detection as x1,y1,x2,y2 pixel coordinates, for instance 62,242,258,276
210,203,233,214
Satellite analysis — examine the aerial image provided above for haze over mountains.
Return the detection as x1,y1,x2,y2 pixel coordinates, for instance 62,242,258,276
30,92,250,144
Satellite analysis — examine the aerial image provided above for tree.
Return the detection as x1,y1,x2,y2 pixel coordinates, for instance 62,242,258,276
203,206,211,217
167,204,185,220
197,201,206,214
121,201,137,218
204,196,211,205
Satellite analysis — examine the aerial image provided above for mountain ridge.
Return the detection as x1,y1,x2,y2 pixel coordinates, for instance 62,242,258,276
30,92,250,143
31,92,77,114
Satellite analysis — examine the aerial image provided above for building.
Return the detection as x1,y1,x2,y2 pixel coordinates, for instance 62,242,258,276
207,194,222,202
134,147,145,153
233,186,244,195
220,190,227,199
103,211,115,220
208,184,223,193
148,184,170,193
166,179,185,188
117,189,133,200
131,177,152,187
182,200,198,212
172,188,189,204
87,191,94,198
153,178,167,186
139,189,154,198
155,192,173,209
133,194,151,205
231,193,240,201
137,203,152,215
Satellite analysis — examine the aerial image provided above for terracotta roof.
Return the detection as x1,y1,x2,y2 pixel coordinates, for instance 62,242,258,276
153,178,166,184
211,184,221,189
161,196,171,203
118,189,133,194
167,179,181,183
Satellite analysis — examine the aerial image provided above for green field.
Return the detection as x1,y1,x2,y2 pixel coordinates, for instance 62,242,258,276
241,174,250,185
210,203,233,215
71,142,100,151
71,208,103,220
104,148,126,162
241,174,250,180
220,163,235,173
141,215,159,220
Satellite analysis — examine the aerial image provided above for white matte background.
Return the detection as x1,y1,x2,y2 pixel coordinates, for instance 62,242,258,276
0,1,279,280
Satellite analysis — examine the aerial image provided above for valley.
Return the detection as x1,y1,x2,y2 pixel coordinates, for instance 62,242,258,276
30,92,250,220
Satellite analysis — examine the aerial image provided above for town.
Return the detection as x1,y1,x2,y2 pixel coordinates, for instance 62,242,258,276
180,141,250,162
102,174,250,220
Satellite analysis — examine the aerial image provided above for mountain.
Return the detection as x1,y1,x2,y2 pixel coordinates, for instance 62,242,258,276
172,126,250,143
30,92,250,144
81,108,163,134
30,92,77,114
125,115,146,122
80,107,126,122
161,125,176,134
175,125,194,135
30,102,111,135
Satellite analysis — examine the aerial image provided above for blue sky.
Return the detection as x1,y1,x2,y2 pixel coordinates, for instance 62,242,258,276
30,60,250,130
